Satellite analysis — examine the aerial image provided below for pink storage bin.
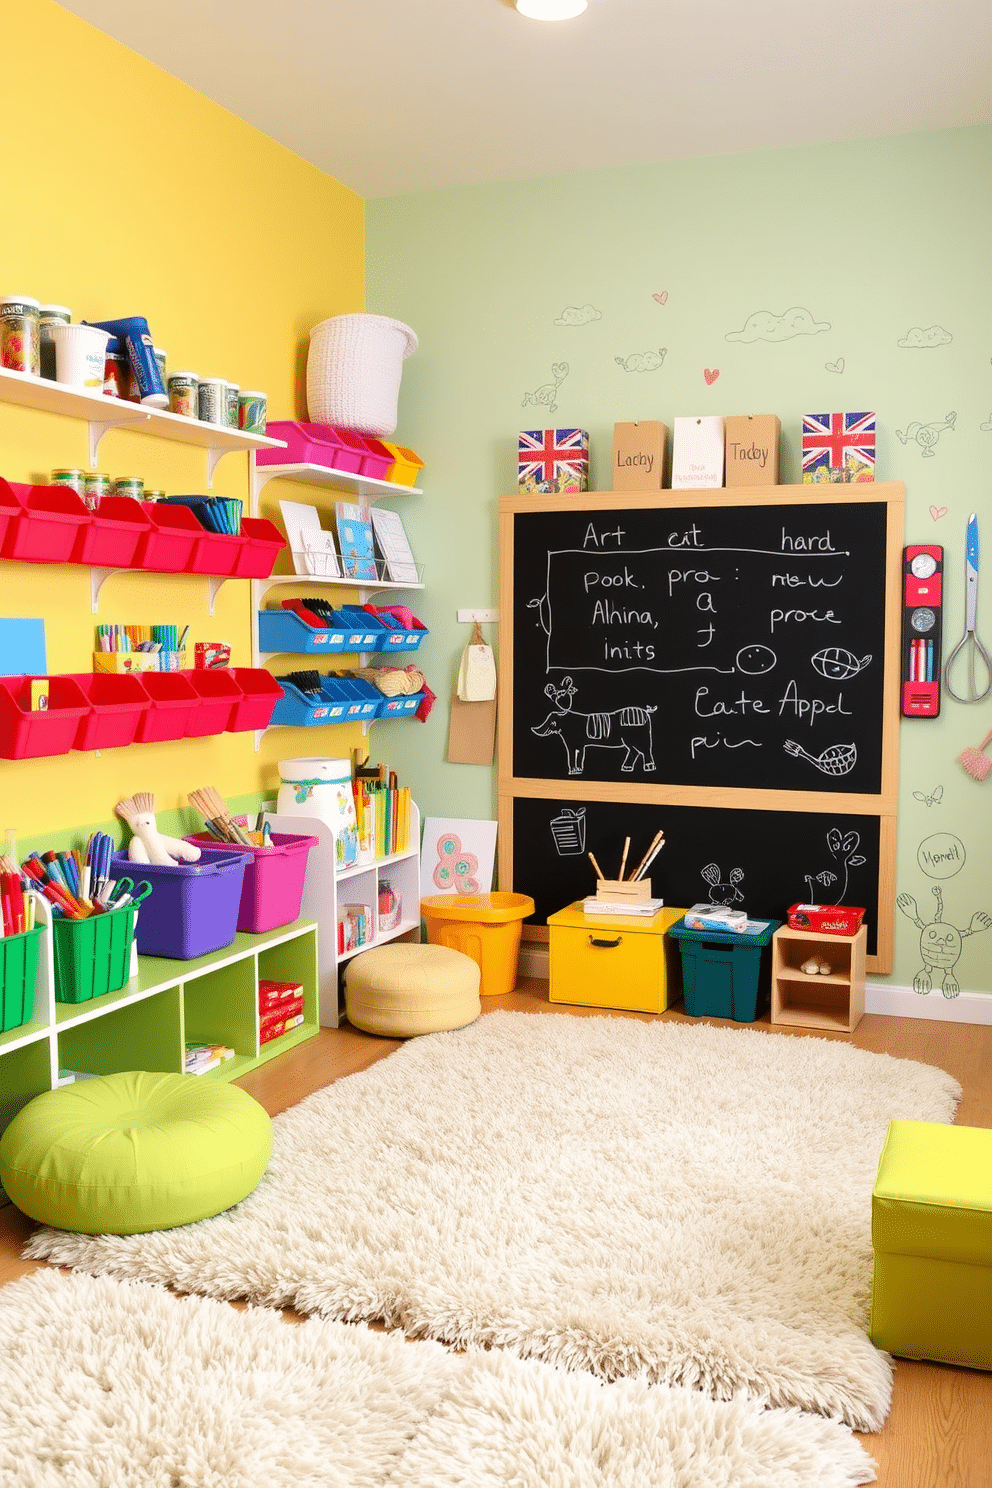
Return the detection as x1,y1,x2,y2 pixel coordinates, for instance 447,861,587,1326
356,435,393,480
225,667,283,731
256,421,359,471
2,482,90,564
134,671,198,743
0,675,90,759
69,672,150,751
184,831,319,933
184,668,242,737
233,517,287,578
74,496,152,568
134,501,201,572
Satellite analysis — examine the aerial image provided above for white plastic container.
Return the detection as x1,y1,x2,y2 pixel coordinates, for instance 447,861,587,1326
276,757,358,870
306,313,417,437
50,322,111,391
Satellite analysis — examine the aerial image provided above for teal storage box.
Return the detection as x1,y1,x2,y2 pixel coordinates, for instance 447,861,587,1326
667,916,782,1022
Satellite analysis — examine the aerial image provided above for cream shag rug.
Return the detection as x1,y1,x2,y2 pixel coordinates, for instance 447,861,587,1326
0,1268,876,1486
25,1012,960,1432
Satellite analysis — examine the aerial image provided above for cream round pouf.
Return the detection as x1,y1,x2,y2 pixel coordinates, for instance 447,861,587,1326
344,942,481,1037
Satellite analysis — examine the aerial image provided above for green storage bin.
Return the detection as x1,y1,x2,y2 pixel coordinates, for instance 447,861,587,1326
52,905,135,1004
668,917,783,1022
0,926,42,1031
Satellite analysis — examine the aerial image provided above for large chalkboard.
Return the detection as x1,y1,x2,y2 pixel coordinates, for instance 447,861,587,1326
512,795,882,958
498,486,904,974
511,498,889,792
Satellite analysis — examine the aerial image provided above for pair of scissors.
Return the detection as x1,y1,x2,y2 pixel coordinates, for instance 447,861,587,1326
109,877,153,909
945,513,992,702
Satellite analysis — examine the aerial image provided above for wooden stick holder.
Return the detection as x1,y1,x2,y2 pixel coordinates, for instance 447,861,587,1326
596,878,652,904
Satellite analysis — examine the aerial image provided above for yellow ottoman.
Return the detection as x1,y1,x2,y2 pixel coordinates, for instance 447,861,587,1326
344,942,481,1037
871,1120,992,1370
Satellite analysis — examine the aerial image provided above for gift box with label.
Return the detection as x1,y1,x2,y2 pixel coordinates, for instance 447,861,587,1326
724,414,780,487
802,411,876,483
612,421,668,491
518,428,589,494
671,416,725,490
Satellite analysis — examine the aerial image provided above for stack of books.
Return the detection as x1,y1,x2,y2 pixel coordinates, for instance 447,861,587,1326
583,896,665,918
337,903,373,954
258,978,305,1046
352,760,411,860
185,1042,235,1074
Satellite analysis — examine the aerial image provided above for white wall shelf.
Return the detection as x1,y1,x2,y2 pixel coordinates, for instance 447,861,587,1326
0,366,286,485
90,566,233,616
252,460,421,504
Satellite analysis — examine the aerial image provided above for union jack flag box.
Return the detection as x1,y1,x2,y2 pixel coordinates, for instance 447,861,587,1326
518,428,589,494
801,411,876,483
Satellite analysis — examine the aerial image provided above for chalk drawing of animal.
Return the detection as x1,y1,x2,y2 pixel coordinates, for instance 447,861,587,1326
700,863,745,906
531,678,656,775
895,411,956,457
896,884,992,998
522,362,569,413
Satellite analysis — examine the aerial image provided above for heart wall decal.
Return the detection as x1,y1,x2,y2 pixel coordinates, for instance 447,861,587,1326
825,358,845,373
652,291,668,304
704,368,720,385
929,505,948,521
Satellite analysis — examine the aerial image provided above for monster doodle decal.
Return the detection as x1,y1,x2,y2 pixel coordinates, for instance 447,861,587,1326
896,885,992,998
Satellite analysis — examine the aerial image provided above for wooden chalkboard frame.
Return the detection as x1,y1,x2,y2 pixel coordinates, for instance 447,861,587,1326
498,484,904,973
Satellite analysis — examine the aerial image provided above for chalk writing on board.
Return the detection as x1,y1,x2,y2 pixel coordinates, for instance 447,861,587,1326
514,501,887,792
701,863,744,905
802,828,866,904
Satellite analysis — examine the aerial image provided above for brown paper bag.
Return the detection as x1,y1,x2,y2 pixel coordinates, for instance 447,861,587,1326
447,696,497,765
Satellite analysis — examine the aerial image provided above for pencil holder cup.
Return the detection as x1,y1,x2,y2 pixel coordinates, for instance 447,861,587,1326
595,879,652,904
52,905,135,1003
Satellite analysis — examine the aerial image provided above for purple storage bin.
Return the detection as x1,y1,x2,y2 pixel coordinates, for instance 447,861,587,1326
112,847,248,959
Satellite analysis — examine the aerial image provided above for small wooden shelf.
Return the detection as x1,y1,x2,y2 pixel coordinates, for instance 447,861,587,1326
771,924,866,1033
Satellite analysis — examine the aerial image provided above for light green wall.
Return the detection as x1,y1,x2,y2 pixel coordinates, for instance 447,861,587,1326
367,124,992,992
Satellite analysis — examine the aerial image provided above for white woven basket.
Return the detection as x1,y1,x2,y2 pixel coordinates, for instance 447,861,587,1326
306,313,418,436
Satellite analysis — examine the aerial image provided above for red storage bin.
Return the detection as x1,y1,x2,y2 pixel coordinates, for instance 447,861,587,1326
134,671,198,743
135,501,201,573
187,529,247,577
184,832,318,933
786,903,866,936
226,667,283,731
233,517,286,579
0,480,22,550
73,496,152,568
184,668,242,737
0,675,90,759
2,483,90,564
69,672,151,751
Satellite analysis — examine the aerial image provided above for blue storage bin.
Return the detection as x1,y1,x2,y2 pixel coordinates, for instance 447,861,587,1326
377,690,426,719
258,608,348,655
329,608,378,648
335,677,380,720
667,916,783,1022
270,679,345,727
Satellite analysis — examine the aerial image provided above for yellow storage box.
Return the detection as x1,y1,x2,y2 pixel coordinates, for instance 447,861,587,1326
871,1119,992,1370
380,442,425,486
548,901,686,1014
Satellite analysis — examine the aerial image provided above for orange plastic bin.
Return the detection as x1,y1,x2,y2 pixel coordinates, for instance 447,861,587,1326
420,892,535,998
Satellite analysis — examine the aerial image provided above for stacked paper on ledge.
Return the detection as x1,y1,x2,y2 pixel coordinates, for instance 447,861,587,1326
584,896,665,918
683,904,748,932
185,1042,235,1074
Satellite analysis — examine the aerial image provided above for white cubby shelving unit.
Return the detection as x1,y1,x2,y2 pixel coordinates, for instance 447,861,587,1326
263,807,422,1028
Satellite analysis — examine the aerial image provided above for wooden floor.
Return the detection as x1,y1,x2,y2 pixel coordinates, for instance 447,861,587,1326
2,980,991,1486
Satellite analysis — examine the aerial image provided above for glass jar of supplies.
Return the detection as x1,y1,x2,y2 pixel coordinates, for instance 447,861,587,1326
276,757,358,870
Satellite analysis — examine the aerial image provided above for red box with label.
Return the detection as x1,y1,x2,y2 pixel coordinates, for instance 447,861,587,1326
786,903,865,936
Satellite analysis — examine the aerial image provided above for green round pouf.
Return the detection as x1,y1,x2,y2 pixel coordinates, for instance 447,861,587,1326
0,1070,272,1235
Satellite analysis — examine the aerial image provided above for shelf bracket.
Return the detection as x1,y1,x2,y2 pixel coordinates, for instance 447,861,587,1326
88,411,152,467
206,446,230,490
207,576,229,617
90,567,122,613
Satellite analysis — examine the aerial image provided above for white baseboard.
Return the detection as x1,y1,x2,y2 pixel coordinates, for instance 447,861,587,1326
865,982,992,1024
519,945,992,1024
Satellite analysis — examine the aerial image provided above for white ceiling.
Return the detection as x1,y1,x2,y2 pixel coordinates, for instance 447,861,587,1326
59,0,992,198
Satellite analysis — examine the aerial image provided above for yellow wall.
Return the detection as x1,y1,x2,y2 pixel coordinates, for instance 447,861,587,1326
1,0,366,835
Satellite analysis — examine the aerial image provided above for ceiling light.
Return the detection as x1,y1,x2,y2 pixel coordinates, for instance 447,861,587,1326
515,0,588,19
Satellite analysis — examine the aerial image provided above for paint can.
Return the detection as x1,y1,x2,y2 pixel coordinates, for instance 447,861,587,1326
103,338,128,399
83,472,112,510
0,295,41,375
198,377,226,424
223,380,240,428
50,468,86,496
113,477,144,499
38,304,71,380
238,390,267,433
154,347,167,384
167,371,198,418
